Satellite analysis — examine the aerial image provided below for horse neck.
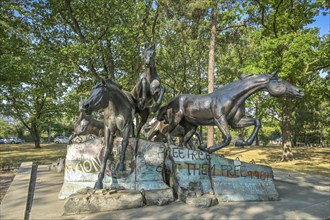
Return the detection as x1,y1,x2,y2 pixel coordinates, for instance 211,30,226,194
145,64,157,80
90,118,104,128
106,85,131,107
228,77,269,104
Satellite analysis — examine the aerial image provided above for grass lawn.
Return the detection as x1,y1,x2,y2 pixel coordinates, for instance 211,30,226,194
0,142,329,176
218,145,330,176
0,143,67,169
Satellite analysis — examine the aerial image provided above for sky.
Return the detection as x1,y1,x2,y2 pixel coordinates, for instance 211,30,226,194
309,11,330,36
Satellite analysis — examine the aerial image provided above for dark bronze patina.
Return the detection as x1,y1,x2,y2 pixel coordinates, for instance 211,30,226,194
159,71,304,153
83,78,135,189
70,97,104,143
131,44,165,137
145,118,205,150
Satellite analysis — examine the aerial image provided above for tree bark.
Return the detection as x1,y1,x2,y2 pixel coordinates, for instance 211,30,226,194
47,125,51,143
207,1,217,147
281,98,293,161
31,121,41,148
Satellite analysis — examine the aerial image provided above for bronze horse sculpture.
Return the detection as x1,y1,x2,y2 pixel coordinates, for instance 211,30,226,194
131,44,165,137
69,97,104,143
83,78,135,189
159,71,304,153
145,117,205,150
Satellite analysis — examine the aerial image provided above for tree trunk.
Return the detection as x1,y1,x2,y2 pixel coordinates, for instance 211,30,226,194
281,98,293,161
106,41,115,79
207,1,217,147
31,121,41,148
47,125,51,143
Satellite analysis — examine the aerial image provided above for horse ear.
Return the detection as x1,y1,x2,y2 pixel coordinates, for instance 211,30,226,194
271,70,279,79
101,78,106,85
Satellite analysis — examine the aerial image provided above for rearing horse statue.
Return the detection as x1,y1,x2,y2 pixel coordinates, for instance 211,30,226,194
83,78,135,189
131,44,165,137
159,71,304,153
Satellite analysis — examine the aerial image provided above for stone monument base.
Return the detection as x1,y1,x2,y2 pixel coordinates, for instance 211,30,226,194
60,137,279,214
64,188,174,215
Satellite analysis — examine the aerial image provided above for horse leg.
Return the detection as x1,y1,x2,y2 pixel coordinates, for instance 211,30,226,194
95,127,113,189
231,118,261,146
204,115,231,153
194,130,206,150
139,77,147,109
183,125,197,150
136,108,149,138
116,124,130,171
69,133,76,144
165,111,183,146
151,86,165,112
131,123,135,138
229,104,261,146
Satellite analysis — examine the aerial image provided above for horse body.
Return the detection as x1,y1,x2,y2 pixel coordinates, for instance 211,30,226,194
83,78,135,189
161,72,304,153
177,74,270,126
130,44,165,137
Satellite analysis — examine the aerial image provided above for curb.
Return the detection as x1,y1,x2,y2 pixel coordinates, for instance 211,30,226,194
0,162,33,220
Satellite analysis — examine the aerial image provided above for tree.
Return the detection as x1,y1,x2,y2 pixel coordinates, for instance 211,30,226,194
207,0,217,147
242,0,327,160
0,1,75,148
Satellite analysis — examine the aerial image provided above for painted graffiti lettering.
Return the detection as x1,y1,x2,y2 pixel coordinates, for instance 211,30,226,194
171,148,210,161
176,163,208,176
246,171,271,180
219,164,242,177
188,150,198,160
66,157,102,175
181,163,272,180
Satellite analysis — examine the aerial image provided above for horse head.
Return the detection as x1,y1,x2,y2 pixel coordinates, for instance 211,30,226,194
267,71,304,99
143,44,156,67
83,78,109,115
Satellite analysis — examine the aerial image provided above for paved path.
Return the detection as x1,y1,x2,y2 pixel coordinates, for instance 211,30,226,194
1,164,329,220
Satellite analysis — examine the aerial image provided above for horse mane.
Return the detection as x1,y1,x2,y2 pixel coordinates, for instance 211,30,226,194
104,78,122,90
103,78,135,106
238,74,253,80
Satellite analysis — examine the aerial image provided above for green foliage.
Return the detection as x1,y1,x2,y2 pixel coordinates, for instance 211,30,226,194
0,0,328,150
0,120,16,138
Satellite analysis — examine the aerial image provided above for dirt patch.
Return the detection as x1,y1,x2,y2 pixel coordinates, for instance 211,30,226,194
0,170,16,204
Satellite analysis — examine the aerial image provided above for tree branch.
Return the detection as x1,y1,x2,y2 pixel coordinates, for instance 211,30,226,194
60,0,100,80
273,0,283,38
150,4,160,44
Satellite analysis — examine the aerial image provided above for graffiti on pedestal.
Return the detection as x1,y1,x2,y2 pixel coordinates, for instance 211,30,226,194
170,147,273,181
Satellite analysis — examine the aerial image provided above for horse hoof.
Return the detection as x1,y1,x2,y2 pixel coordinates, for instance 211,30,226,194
235,140,246,147
198,144,207,151
116,163,125,171
199,144,207,150
94,181,103,189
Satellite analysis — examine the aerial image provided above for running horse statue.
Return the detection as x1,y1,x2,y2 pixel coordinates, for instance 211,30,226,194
159,71,304,153
131,44,165,137
83,78,135,189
